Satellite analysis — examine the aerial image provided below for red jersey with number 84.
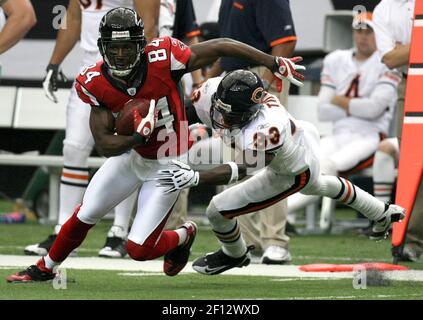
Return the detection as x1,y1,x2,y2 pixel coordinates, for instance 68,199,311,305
75,36,193,159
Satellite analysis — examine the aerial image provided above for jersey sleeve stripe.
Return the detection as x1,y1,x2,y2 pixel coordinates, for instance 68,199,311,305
76,80,100,106
270,36,298,47
170,51,188,71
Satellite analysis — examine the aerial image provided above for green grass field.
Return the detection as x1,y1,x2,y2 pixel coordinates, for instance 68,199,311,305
1,201,423,300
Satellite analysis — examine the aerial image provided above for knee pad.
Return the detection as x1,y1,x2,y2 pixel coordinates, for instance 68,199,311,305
206,199,221,224
62,142,92,167
206,198,235,233
126,240,155,261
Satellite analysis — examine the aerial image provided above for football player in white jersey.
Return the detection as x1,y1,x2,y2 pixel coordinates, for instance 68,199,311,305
155,70,406,275
24,0,160,258
287,13,402,227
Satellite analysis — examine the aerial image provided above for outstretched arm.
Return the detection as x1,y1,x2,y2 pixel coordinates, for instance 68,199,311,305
187,38,274,73
198,150,275,185
156,150,275,193
187,38,305,87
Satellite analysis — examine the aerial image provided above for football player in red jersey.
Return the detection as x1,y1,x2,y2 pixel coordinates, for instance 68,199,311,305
6,7,305,282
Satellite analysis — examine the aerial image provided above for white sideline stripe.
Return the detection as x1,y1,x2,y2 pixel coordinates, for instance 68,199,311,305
414,20,423,27
0,245,98,253
0,246,392,261
404,116,423,124
408,68,423,75
1,254,423,282
285,293,423,300
118,272,163,276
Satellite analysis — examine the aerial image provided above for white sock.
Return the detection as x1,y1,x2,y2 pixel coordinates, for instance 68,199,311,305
315,175,386,221
221,234,247,258
175,228,188,246
44,254,60,270
58,168,88,226
373,151,396,203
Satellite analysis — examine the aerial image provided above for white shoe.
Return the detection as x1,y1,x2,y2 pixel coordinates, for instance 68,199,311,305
98,225,128,258
261,245,292,265
370,204,406,241
24,233,77,257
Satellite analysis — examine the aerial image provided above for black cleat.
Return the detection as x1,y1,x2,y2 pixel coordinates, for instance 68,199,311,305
192,245,254,275
370,204,406,241
163,221,197,276
6,259,55,283
24,234,57,256
98,237,127,258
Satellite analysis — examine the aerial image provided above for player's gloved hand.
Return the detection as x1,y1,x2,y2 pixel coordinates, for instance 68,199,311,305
42,63,68,103
132,99,158,144
155,160,199,194
271,56,306,88
189,123,209,140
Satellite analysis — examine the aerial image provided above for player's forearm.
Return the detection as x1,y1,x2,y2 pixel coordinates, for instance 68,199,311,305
198,164,247,186
189,38,275,72
262,41,297,85
317,102,348,121
349,84,396,119
49,4,81,65
331,96,351,113
198,150,275,185
134,0,160,41
382,45,410,69
317,86,347,121
89,107,137,157
0,1,36,54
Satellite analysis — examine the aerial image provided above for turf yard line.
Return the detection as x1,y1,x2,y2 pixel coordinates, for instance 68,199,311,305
285,293,423,300
270,277,342,281
117,272,164,276
0,245,99,253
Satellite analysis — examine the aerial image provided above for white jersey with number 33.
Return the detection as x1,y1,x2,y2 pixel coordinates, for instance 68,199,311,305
79,0,134,52
193,78,321,176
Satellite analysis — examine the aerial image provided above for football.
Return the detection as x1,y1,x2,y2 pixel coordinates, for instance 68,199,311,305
115,98,151,136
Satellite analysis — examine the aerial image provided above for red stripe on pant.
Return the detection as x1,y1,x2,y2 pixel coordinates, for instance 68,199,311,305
220,169,311,219
127,203,179,261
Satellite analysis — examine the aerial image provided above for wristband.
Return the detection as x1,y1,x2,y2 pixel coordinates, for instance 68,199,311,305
132,132,146,145
227,161,239,184
46,63,59,72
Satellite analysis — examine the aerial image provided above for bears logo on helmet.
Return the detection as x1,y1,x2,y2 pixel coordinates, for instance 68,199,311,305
211,70,264,130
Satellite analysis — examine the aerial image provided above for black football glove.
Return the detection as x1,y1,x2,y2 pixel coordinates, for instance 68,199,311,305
42,63,68,103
